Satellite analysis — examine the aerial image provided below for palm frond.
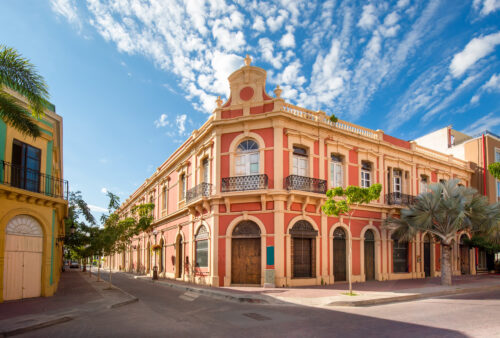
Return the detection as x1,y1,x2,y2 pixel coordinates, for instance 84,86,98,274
0,45,49,118
0,90,40,138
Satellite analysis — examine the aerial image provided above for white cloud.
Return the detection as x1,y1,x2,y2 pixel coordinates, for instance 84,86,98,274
397,0,410,9
50,0,81,29
100,187,108,194
279,25,296,49
358,4,377,30
483,73,500,91
176,114,187,135
449,31,500,78
88,204,108,213
462,112,500,135
266,10,288,32
473,0,500,16
154,114,170,128
252,15,266,32
259,38,283,68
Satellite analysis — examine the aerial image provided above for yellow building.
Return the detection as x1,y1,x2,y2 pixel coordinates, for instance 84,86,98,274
0,88,68,301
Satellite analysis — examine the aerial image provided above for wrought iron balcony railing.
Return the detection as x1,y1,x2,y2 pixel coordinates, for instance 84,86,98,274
186,182,212,203
221,174,268,192
285,175,327,194
385,192,416,206
0,160,68,200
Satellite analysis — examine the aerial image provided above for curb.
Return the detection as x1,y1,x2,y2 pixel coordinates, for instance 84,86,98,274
0,316,73,337
87,272,139,309
131,275,276,305
327,283,500,307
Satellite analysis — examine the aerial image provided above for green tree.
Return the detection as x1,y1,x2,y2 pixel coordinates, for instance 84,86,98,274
0,45,50,138
385,179,500,286
488,162,500,180
322,184,382,295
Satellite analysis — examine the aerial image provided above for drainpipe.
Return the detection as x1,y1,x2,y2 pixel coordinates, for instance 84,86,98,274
482,134,487,196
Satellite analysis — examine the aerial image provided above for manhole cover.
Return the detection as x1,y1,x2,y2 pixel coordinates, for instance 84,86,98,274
243,313,271,321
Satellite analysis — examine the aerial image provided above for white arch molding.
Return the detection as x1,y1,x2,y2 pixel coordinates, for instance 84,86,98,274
6,215,43,237
228,132,266,177
224,215,267,286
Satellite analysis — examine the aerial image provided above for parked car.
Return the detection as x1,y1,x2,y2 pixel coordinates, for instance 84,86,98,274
70,261,80,269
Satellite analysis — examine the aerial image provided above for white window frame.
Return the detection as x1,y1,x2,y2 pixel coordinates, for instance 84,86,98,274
235,140,259,176
292,146,308,176
361,161,372,188
420,175,428,194
330,155,343,188
180,173,186,201
202,158,209,183
393,170,402,195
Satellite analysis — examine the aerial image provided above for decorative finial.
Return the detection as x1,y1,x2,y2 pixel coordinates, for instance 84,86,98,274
274,85,282,98
244,54,252,66
216,96,223,108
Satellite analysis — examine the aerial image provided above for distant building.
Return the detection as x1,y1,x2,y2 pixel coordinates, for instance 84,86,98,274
106,57,476,287
0,88,68,301
415,126,500,273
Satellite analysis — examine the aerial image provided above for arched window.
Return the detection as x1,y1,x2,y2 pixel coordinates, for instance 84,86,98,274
392,234,408,273
235,140,259,176
195,225,209,268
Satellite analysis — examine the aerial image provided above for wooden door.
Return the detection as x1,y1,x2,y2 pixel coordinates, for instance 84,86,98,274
293,238,312,278
176,237,183,278
333,237,346,281
3,234,42,301
460,245,469,275
364,239,375,281
424,242,431,277
231,238,261,284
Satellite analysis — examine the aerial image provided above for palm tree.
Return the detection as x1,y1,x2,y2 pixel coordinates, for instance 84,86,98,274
385,179,500,286
0,45,50,138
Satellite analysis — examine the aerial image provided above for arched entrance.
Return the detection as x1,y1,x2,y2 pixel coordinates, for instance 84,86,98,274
175,234,183,278
460,234,470,275
136,244,141,273
290,220,317,278
333,227,347,282
231,221,261,284
159,238,164,273
364,230,375,281
423,234,431,277
3,215,43,300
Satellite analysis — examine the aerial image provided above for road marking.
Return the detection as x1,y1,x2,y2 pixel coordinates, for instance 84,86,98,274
180,291,199,302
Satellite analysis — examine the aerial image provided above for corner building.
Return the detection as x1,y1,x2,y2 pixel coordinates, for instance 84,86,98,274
108,57,475,287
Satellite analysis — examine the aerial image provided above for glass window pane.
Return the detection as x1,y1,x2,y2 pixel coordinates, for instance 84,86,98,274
196,240,208,268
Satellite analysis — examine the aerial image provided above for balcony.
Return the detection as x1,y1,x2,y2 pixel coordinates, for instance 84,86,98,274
285,175,327,194
221,174,268,192
186,182,212,203
385,193,416,206
0,160,68,200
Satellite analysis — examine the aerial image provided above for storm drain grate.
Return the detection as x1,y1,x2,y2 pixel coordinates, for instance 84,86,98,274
243,313,272,321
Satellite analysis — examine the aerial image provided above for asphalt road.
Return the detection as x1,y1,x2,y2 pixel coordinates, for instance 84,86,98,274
18,271,500,338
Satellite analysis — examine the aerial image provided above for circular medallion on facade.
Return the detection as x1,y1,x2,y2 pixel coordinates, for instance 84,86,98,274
239,86,254,101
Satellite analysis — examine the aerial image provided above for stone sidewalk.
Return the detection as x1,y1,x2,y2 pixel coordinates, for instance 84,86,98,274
126,272,500,308
0,269,137,337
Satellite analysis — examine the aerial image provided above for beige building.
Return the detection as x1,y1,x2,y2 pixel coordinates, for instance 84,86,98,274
105,57,476,287
0,88,68,301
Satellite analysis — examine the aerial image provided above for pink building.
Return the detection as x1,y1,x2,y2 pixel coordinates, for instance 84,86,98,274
106,56,475,287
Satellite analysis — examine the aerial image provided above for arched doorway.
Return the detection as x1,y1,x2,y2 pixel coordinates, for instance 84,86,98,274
290,220,318,278
136,244,141,273
175,234,183,278
423,234,431,277
231,221,261,284
460,234,470,275
333,227,347,282
159,238,164,273
364,230,375,281
3,215,43,300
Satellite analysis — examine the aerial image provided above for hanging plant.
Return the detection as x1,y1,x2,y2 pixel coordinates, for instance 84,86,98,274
151,244,162,251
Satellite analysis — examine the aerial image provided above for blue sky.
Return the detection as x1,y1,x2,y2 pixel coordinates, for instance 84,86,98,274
1,0,499,217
